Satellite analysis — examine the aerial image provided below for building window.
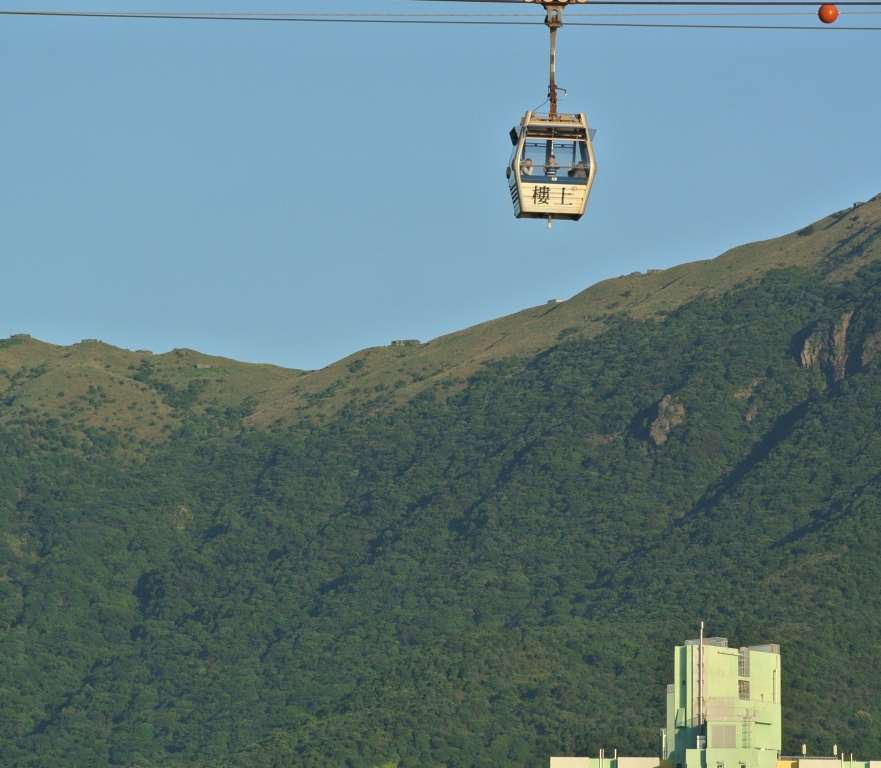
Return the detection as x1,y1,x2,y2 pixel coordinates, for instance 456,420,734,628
738,680,750,700
739,648,750,677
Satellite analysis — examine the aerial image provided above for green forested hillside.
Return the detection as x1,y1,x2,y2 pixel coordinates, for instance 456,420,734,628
2,198,881,767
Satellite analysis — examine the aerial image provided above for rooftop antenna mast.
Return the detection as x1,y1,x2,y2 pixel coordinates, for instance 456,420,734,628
698,621,705,747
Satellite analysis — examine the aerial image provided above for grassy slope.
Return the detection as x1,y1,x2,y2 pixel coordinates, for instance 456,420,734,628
250,193,881,423
6,194,878,442
0,340,299,447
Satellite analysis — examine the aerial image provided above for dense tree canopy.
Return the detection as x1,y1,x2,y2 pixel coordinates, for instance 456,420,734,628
2,260,881,766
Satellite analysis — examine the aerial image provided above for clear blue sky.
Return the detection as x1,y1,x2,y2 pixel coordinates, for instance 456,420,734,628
1,0,879,370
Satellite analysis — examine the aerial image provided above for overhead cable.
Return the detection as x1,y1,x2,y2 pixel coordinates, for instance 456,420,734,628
1,8,880,29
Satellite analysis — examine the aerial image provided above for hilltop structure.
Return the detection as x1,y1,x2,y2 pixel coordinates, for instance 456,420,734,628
551,633,879,768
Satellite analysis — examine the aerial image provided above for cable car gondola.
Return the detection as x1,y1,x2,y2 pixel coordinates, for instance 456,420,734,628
506,1,597,228
508,110,596,226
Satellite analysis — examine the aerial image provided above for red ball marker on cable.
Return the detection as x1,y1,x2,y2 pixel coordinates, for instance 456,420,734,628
818,4,839,23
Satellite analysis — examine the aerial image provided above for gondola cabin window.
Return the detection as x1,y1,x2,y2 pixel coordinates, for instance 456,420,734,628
518,139,590,182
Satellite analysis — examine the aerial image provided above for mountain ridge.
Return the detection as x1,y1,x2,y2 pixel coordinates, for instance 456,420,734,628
4,193,880,446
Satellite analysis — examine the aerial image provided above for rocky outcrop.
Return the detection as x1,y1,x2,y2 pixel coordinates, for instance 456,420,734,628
800,333,826,368
830,312,853,381
734,379,762,422
799,311,854,383
649,395,685,446
734,379,761,401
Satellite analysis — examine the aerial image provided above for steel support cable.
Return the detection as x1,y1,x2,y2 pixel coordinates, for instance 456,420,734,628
626,8,881,11
15,8,871,14
569,18,881,24
1,10,523,22
2,8,881,28
5,9,867,14
404,0,881,5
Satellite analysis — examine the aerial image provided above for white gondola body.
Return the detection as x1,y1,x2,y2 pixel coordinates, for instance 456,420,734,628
507,111,596,222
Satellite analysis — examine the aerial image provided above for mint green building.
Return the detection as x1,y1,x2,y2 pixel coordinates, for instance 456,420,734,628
663,636,781,768
551,633,879,768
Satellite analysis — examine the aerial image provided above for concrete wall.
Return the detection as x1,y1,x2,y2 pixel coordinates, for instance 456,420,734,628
619,758,662,768
778,760,879,768
550,758,661,768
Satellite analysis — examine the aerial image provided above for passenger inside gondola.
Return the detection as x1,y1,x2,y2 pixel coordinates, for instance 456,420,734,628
544,155,561,178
